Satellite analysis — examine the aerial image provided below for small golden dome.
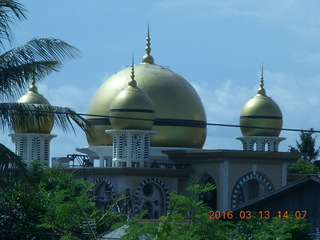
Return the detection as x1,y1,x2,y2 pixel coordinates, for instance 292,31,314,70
109,64,155,130
12,81,54,134
87,32,207,148
240,70,283,137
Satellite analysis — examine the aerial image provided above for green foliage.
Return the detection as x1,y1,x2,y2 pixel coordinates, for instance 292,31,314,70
231,214,311,240
0,143,27,185
39,176,98,237
0,164,58,239
289,128,320,162
262,216,311,240
0,0,80,100
0,161,125,239
288,157,320,174
122,182,311,240
122,182,231,240
0,0,27,49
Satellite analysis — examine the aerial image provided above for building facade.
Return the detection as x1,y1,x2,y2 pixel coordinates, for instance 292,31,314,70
12,32,304,224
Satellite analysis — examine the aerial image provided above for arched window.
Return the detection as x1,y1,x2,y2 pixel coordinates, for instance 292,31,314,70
249,140,257,151
93,178,115,211
199,174,217,211
135,178,170,219
31,137,40,160
118,134,127,158
131,134,141,159
231,172,274,208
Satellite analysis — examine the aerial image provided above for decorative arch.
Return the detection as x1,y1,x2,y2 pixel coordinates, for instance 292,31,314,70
231,171,274,209
93,177,117,210
134,177,170,218
198,173,217,211
261,139,270,151
249,139,257,151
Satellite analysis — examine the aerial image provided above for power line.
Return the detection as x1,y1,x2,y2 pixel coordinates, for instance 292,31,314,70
1,106,318,134
70,112,320,134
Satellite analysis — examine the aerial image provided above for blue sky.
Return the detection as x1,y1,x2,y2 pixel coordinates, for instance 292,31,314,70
2,0,320,157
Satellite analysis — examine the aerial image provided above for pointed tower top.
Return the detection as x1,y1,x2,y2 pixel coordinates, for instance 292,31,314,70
142,25,155,64
128,56,137,87
29,78,38,93
257,64,266,95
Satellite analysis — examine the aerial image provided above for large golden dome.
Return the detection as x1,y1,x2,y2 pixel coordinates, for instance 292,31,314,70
12,81,54,134
87,34,207,148
109,65,155,130
240,71,283,137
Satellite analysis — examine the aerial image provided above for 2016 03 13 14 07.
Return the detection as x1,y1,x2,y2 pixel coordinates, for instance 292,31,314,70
208,210,307,220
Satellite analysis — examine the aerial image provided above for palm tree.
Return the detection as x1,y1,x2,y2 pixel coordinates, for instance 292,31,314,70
0,0,92,177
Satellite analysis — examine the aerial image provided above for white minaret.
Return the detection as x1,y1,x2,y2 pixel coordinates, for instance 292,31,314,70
9,80,56,167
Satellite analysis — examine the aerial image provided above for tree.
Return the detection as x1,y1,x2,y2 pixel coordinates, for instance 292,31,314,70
288,157,320,174
0,161,125,240
0,0,93,174
122,182,231,240
121,182,311,240
231,214,311,240
289,128,320,162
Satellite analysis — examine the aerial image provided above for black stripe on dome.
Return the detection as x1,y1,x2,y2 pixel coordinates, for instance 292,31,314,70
154,118,206,128
88,118,111,125
240,116,282,120
87,117,206,128
109,108,155,113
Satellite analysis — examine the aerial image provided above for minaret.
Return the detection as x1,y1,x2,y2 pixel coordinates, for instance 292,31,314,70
106,58,156,167
237,67,285,151
9,80,57,167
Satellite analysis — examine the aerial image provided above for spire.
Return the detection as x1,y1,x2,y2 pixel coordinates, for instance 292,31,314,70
142,25,155,64
257,64,266,95
128,56,137,87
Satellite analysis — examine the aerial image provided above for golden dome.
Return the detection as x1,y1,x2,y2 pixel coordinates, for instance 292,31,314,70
109,64,155,130
87,33,207,148
12,81,54,134
240,70,283,137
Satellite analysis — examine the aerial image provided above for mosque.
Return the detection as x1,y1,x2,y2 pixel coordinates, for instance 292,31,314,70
9,31,308,220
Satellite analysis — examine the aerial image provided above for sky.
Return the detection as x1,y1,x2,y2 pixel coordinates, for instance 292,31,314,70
1,0,320,158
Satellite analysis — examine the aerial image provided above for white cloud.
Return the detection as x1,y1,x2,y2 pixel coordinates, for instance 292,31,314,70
192,80,251,150
192,79,252,124
155,0,320,38
37,83,96,113
266,70,320,130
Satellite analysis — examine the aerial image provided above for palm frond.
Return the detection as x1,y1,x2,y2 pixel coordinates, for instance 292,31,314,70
0,142,27,186
0,60,58,100
0,38,80,99
0,0,27,50
0,103,94,136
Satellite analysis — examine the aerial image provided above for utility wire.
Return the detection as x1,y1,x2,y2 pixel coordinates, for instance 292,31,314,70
1,106,318,134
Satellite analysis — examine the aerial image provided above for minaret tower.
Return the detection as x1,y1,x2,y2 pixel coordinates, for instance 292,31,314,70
106,58,157,167
237,67,285,151
9,80,57,167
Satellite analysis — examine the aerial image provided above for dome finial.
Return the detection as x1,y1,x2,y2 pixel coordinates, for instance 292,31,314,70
257,64,266,95
128,55,137,87
29,78,38,93
142,24,155,64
